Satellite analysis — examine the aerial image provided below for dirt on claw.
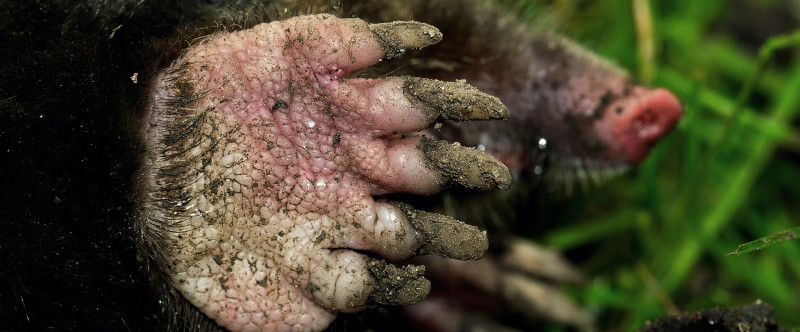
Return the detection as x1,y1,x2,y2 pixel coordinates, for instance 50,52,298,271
367,260,430,306
421,137,512,191
396,202,489,261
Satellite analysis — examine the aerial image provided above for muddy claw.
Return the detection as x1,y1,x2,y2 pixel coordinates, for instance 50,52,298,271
499,237,586,284
370,21,443,59
404,76,510,121
396,202,489,260
421,137,512,190
367,260,430,306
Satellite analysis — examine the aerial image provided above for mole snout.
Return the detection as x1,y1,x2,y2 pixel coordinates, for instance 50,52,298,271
598,87,683,164
635,89,683,143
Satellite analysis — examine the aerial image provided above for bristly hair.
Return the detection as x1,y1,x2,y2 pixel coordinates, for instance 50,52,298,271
541,152,630,197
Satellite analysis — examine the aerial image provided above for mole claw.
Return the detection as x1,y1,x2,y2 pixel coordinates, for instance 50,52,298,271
499,238,587,284
397,202,489,261
367,259,430,306
420,136,512,190
500,274,595,329
370,21,443,59
403,76,510,122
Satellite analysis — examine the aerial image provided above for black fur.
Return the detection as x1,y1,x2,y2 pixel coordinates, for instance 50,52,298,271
0,1,268,330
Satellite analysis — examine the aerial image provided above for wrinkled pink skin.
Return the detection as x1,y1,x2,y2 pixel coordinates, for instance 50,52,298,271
140,11,682,332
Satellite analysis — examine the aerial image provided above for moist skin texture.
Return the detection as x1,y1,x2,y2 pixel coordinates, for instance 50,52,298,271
139,15,508,332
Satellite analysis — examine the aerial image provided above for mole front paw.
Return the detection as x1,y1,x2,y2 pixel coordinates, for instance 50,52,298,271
138,14,509,332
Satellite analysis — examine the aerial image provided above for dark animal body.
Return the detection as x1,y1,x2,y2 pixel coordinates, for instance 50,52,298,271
0,0,681,331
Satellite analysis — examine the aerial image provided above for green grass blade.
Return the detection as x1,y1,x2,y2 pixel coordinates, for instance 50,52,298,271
727,227,800,256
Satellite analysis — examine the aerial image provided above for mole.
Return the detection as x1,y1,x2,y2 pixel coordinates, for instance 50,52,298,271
0,1,682,331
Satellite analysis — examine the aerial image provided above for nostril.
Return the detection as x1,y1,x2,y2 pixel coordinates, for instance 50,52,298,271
633,109,660,141
637,89,683,142
633,109,657,129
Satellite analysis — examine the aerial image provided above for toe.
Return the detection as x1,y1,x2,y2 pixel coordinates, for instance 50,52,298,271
328,76,509,137
337,202,424,261
290,15,441,81
327,77,440,135
303,250,431,312
338,135,447,195
335,202,488,261
342,135,511,195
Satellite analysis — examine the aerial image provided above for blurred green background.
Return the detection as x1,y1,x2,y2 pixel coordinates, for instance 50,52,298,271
502,0,800,330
